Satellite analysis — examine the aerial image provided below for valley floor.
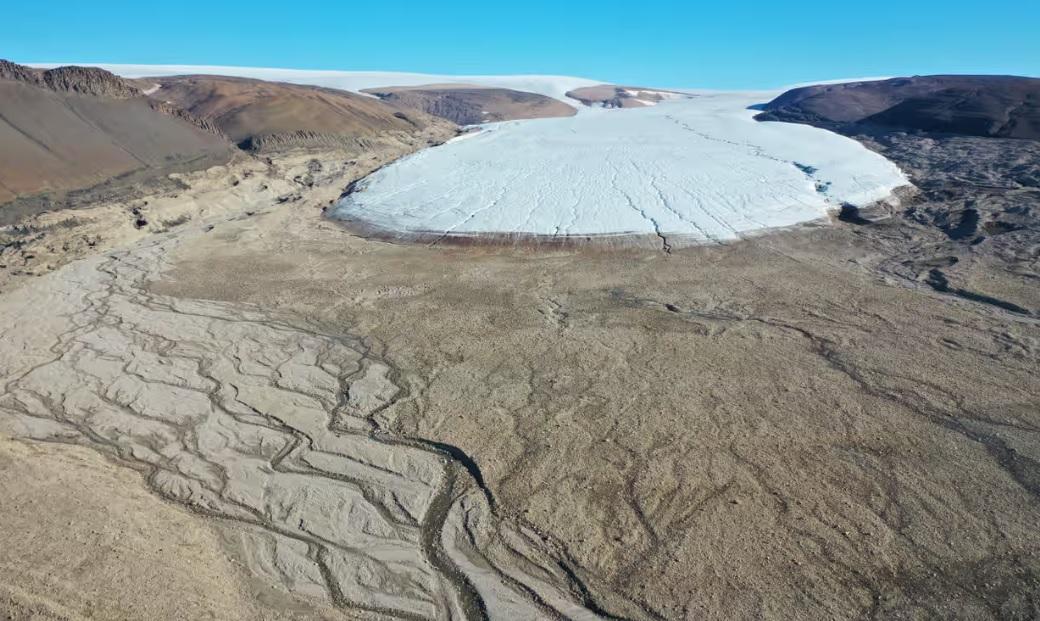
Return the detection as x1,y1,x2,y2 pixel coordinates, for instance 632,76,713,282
0,138,1038,620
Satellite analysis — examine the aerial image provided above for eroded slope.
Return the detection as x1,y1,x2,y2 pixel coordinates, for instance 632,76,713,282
0,61,233,221
148,75,457,152
363,84,577,125
756,75,1040,139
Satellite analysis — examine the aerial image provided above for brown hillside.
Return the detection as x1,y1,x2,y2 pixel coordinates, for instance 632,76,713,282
0,61,233,219
362,84,576,125
149,75,456,151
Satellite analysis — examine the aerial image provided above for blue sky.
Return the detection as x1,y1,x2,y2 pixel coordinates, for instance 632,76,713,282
4,1,1038,89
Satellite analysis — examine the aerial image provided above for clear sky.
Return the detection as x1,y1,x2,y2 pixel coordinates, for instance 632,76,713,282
4,0,1038,89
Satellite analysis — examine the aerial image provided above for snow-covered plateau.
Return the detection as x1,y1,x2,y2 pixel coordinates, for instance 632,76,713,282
51,65,909,244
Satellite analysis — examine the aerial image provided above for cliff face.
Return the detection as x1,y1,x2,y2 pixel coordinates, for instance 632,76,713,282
0,59,37,83
0,60,234,214
0,60,140,98
757,75,1040,140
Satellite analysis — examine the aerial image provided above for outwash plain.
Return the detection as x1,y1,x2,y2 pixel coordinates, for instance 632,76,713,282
1,62,1038,620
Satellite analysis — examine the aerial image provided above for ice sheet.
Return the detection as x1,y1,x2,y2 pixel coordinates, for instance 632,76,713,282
331,92,908,242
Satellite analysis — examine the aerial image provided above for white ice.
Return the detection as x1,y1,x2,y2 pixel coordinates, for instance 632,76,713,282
331,92,907,242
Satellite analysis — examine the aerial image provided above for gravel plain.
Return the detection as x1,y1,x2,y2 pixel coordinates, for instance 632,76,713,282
1,125,1038,619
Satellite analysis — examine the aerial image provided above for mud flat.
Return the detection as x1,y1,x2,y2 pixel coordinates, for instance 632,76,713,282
0,154,649,619
154,135,1039,619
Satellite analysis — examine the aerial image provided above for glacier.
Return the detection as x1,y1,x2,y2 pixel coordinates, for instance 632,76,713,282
331,92,908,244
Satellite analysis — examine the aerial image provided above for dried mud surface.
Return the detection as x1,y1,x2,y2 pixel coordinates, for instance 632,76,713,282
1,132,1039,620
0,435,344,621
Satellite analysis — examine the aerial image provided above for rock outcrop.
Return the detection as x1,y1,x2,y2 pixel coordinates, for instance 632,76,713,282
363,84,577,125
566,84,684,108
148,75,457,153
0,60,140,98
756,75,1040,140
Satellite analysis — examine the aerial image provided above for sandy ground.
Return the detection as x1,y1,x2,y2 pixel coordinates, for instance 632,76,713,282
1,140,1038,620
0,435,351,621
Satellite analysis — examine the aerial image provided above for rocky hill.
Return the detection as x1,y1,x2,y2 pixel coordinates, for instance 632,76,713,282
148,75,456,152
362,84,576,124
756,75,1040,139
566,84,684,108
0,60,234,220
0,62,459,223
0,60,141,98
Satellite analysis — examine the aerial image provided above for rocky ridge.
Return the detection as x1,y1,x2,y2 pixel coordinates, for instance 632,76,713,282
363,85,577,125
149,75,458,154
756,75,1040,139
566,84,683,108
0,60,141,98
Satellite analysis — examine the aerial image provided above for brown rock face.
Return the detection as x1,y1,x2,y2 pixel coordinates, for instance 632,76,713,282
0,59,37,83
39,65,141,98
0,59,140,98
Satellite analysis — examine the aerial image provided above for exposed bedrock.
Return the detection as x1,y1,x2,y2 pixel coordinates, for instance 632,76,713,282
565,85,685,109
0,59,141,98
149,75,458,154
362,85,577,125
756,75,1040,140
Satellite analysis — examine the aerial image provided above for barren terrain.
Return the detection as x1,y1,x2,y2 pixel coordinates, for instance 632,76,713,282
756,75,1040,139
0,63,234,223
0,68,1038,621
151,171,1040,620
566,85,683,108
361,84,577,125
1,136,1037,619
150,75,454,151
